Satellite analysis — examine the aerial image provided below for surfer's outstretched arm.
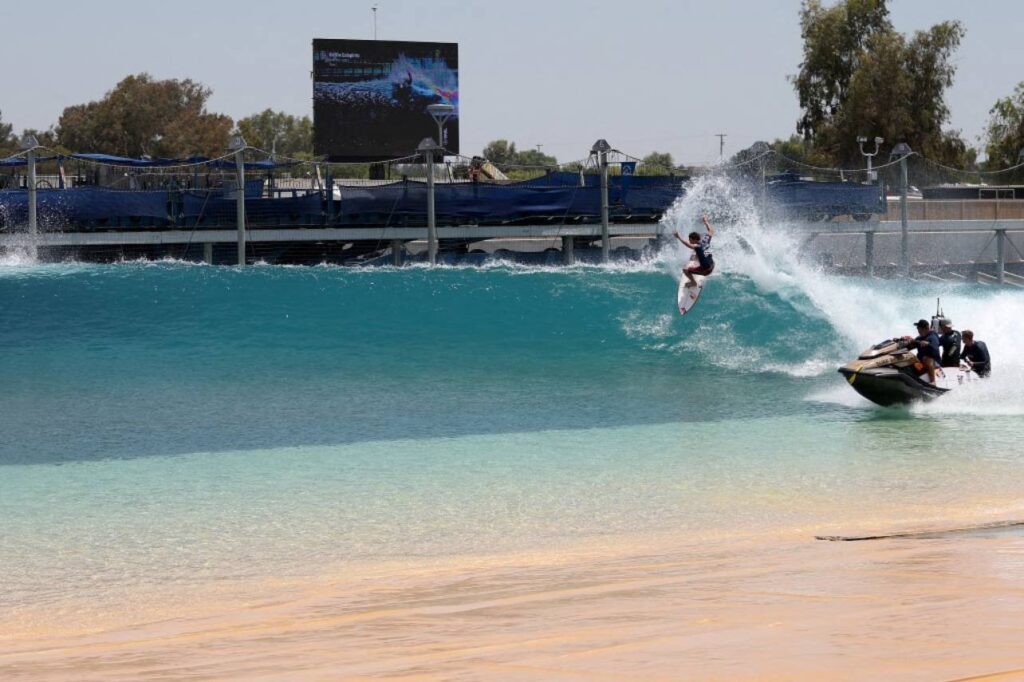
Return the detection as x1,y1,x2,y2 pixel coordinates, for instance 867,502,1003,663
702,215,714,236
673,231,695,250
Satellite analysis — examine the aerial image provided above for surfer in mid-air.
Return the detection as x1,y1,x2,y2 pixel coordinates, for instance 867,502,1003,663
674,215,715,288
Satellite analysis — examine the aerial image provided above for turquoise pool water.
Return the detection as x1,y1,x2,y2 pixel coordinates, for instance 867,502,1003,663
3,241,1023,619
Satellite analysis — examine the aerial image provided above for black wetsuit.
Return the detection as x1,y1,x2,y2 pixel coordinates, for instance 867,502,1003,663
939,329,961,368
963,341,991,377
692,233,716,270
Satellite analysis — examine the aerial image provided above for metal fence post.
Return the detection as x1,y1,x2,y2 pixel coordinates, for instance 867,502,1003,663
418,138,439,266
229,135,247,266
20,135,39,259
887,144,913,276
996,229,1006,285
325,164,335,224
900,155,909,275
865,230,875,277
562,235,575,265
592,139,611,263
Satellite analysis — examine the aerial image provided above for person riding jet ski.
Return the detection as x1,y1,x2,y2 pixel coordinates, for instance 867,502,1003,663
837,310,977,407
908,319,941,385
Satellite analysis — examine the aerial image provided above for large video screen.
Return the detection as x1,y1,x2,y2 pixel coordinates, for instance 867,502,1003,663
313,38,459,161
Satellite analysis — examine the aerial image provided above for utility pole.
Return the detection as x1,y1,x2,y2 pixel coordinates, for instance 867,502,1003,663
592,139,611,263
229,135,247,266
20,134,39,260
418,137,440,265
857,136,883,182
716,133,727,160
890,143,913,276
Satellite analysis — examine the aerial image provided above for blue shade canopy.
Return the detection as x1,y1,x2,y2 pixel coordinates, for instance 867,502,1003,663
68,154,181,167
1,155,59,166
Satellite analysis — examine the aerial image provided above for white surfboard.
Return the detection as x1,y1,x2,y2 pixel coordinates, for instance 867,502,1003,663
677,273,706,315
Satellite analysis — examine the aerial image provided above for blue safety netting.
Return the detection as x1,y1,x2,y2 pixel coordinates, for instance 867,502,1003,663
0,171,884,231
0,187,325,229
332,174,689,226
766,174,885,216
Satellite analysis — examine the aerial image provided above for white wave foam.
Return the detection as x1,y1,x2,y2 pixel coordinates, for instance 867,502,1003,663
0,249,39,268
655,173,1024,413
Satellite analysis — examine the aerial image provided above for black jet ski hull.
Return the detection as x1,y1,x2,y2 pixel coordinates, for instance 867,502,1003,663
837,367,949,407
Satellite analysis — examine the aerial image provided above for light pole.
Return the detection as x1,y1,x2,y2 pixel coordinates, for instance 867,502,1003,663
418,137,442,265
229,134,248,266
426,103,455,152
750,140,770,203
857,136,884,182
890,142,913,275
19,134,39,259
372,5,378,39
592,138,611,262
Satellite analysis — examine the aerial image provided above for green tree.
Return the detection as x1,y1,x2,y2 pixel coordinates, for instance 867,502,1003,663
793,0,891,144
641,151,675,171
770,135,813,167
481,140,558,168
513,148,558,167
840,23,970,166
57,73,233,157
984,82,1024,173
236,109,313,159
792,1,972,167
0,109,15,157
482,139,517,166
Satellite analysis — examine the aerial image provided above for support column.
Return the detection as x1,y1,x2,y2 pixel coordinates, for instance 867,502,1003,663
229,135,247,266
391,239,403,266
899,154,909,275
203,242,213,264
997,229,1006,285
561,235,575,265
325,165,335,224
600,150,610,263
865,230,875,277
419,138,439,266
26,145,37,259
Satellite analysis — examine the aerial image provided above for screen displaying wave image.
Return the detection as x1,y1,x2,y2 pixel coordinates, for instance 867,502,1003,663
313,38,459,161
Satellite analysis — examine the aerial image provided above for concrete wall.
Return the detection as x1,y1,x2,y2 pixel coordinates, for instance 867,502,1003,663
882,200,1024,222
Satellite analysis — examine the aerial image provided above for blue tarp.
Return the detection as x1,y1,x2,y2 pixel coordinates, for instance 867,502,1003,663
68,154,183,167
205,158,300,170
66,153,295,168
1,155,60,167
332,174,686,225
0,175,884,231
179,192,322,225
0,188,170,226
766,177,884,216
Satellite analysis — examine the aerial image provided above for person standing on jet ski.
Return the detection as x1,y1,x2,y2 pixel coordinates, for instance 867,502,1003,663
938,318,961,368
909,319,941,385
961,330,991,377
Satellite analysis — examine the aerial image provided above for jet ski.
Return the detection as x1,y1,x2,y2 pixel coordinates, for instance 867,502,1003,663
837,308,977,407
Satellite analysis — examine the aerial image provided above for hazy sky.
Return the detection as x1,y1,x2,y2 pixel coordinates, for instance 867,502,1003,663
2,0,1020,164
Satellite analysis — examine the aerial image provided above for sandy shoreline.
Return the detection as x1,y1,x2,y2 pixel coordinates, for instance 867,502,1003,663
5,526,1024,681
